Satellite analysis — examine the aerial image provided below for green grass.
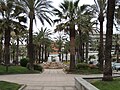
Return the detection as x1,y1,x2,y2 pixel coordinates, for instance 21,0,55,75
92,78,120,90
0,65,40,74
75,68,102,74
0,81,21,90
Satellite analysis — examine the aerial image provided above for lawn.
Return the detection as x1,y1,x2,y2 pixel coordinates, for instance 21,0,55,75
0,65,40,74
64,62,102,74
92,78,120,90
0,81,21,90
75,68,102,74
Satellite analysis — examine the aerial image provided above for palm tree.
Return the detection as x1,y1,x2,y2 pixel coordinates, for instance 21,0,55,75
64,40,70,62
0,0,26,71
102,0,116,81
54,0,80,71
76,6,94,62
93,0,107,71
17,0,53,68
34,27,52,63
55,33,66,62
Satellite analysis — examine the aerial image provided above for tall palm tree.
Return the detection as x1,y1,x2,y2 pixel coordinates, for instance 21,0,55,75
55,33,66,62
34,27,52,63
76,5,94,62
102,0,116,81
64,40,70,62
0,0,26,71
17,0,53,68
93,0,107,71
54,0,80,71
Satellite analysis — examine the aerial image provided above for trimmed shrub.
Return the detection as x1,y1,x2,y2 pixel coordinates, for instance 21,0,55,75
76,63,89,70
34,64,43,72
20,58,29,67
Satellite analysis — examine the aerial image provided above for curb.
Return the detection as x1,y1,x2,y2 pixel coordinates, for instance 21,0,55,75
18,84,26,90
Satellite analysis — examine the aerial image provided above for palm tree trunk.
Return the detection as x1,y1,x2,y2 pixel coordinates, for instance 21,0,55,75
41,45,44,63
0,36,2,64
98,12,104,71
16,37,19,65
4,29,10,72
85,42,89,63
28,16,34,69
66,51,68,62
39,45,41,63
69,25,76,71
102,0,115,81
79,29,83,62
82,43,85,62
45,45,48,62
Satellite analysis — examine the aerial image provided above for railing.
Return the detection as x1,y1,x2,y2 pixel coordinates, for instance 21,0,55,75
75,77,99,90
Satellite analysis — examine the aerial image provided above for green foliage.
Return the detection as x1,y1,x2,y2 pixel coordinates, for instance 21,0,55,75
20,58,29,67
0,81,21,90
66,63,101,74
0,65,39,74
34,64,43,72
76,63,89,70
76,59,81,63
92,78,120,90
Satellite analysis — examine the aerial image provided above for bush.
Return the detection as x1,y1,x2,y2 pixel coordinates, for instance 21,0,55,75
76,59,81,63
34,64,43,72
20,58,29,67
76,63,89,70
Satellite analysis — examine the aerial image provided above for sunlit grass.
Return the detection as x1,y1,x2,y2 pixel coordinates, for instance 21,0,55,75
0,81,21,90
92,78,120,90
0,65,40,74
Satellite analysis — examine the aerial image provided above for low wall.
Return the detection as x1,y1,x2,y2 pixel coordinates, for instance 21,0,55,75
75,77,99,90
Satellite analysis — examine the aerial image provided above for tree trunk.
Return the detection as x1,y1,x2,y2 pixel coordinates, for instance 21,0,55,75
98,12,104,71
79,29,83,62
4,29,10,72
69,25,76,71
65,51,68,62
85,42,89,63
0,36,2,64
38,45,41,63
102,0,115,81
45,45,48,62
28,15,34,69
16,37,19,65
41,45,44,63
81,43,85,62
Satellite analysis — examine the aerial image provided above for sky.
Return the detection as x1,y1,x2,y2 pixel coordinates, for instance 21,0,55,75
41,0,95,39
33,0,119,39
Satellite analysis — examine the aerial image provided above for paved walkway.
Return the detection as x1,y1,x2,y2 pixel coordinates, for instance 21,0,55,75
0,69,120,90
0,69,77,90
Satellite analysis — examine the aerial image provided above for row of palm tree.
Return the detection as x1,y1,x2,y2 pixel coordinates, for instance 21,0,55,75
33,27,52,63
0,0,54,70
0,0,117,81
53,0,117,81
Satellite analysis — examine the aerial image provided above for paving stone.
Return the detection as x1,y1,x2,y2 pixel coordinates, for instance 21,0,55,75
43,87,64,90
